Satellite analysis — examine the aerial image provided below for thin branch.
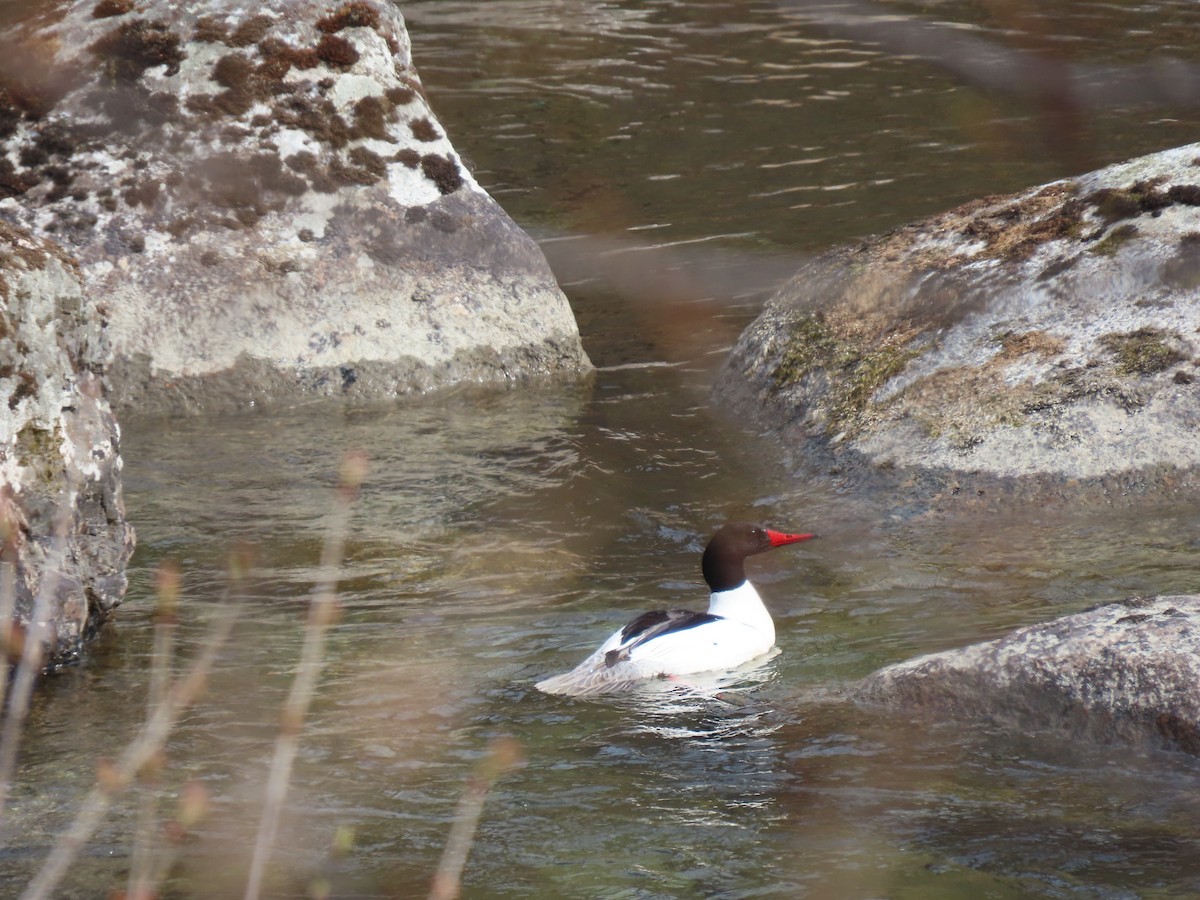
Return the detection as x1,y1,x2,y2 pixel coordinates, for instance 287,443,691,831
0,499,74,819
242,452,367,900
20,566,245,900
0,499,19,718
428,737,524,900
126,562,181,900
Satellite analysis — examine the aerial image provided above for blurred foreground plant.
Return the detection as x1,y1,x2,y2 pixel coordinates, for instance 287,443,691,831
20,550,247,900
429,736,525,900
8,449,516,898
0,499,73,820
243,450,368,900
9,451,367,899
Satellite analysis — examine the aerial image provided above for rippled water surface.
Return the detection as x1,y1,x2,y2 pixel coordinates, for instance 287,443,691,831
6,1,1200,897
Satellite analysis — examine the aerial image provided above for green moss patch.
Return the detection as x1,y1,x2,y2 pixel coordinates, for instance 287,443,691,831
1086,179,1171,224
15,422,64,487
1089,222,1139,256
954,179,1200,264
420,153,462,194
316,2,401,55
317,3,381,34
315,34,359,69
1099,328,1186,376
772,311,918,435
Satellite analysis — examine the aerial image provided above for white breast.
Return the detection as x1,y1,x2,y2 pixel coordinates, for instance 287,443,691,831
535,581,777,695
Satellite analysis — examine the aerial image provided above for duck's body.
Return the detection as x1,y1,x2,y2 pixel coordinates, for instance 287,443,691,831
536,524,814,696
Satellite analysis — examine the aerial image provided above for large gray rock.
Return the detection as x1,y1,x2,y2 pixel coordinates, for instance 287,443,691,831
856,595,1200,755
718,144,1200,492
0,0,589,413
0,220,134,668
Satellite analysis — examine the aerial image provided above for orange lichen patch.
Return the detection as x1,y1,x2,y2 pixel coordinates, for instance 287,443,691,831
92,0,134,19
993,330,1066,362
228,14,275,48
317,2,381,33
314,34,359,69
960,184,1086,261
89,18,185,82
419,153,461,194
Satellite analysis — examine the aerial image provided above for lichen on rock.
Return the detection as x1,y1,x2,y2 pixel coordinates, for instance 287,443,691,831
0,0,589,413
856,595,1200,756
0,219,134,668
719,143,1200,490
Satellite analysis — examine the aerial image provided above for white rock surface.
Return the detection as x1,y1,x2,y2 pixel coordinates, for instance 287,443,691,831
0,220,134,666
856,595,1200,755
719,144,1200,487
0,0,589,412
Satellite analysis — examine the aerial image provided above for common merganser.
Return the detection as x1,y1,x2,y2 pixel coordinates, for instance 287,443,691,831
536,523,816,696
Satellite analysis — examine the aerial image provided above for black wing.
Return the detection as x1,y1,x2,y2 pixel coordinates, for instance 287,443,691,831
605,609,722,668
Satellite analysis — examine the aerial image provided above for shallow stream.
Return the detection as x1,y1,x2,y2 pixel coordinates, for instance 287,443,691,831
5,1,1200,897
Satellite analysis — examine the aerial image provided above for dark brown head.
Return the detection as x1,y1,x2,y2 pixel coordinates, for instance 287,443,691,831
701,522,815,592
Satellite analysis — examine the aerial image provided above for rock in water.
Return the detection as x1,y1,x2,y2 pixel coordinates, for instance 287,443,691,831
856,595,1200,756
0,0,590,413
0,221,135,668
717,144,1200,496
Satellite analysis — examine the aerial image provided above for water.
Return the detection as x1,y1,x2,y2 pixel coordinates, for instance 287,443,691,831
5,1,1200,897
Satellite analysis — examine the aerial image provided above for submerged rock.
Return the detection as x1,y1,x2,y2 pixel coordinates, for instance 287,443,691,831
855,595,1200,756
0,220,135,668
0,0,589,413
718,144,1200,495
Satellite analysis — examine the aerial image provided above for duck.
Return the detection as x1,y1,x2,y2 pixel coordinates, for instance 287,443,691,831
536,522,815,695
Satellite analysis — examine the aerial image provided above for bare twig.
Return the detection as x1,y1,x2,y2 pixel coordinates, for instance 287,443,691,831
429,737,525,900
0,500,74,819
134,780,210,900
0,497,19,717
19,559,246,900
242,452,367,900
125,562,181,900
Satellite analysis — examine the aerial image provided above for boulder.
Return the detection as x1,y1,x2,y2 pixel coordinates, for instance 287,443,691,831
855,595,1200,755
0,0,589,414
717,144,1200,493
0,220,134,669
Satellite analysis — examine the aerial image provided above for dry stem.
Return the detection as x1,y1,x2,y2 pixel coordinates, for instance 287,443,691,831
125,562,181,900
20,572,243,900
428,737,524,900
0,505,72,819
242,452,367,900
